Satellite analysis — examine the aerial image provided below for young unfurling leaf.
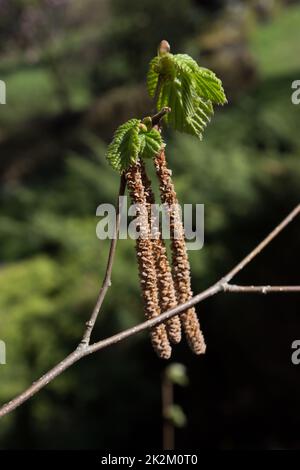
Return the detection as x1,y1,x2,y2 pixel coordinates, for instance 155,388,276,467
106,119,141,172
106,119,164,172
147,44,227,139
173,54,227,105
140,128,163,160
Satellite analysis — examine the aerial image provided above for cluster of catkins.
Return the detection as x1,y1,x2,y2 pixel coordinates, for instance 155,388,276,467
125,146,206,359
107,40,226,358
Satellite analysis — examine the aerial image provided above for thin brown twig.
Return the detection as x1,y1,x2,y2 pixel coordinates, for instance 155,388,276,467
0,283,220,419
222,284,300,293
0,203,299,419
80,174,126,346
151,107,171,126
223,283,300,294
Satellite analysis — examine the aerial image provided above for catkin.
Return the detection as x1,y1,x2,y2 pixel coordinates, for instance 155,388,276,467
154,149,206,354
125,160,172,359
140,161,181,344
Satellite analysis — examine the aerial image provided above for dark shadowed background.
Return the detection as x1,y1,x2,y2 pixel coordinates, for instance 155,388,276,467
0,0,300,450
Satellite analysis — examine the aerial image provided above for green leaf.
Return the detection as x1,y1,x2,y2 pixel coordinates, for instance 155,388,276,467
196,67,227,105
106,120,164,172
147,56,160,98
138,133,146,156
181,72,195,117
157,79,173,111
147,50,227,139
173,54,227,105
158,78,213,139
183,97,214,140
140,128,163,160
106,119,141,172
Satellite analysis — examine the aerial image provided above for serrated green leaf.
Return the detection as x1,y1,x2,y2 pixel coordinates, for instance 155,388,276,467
106,119,141,172
196,67,227,105
157,79,172,111
147,50,227,139
138,133,146,156
165,81,178,129
181,72,194,117
173,81,184,131
140,128,163,160
183,97,214,139
173,54,227,105
147,56,160,98
107,120,164,172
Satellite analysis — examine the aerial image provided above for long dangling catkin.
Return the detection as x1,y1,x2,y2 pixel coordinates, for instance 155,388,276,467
140,161,182,344
125,160,172,359
154,149,206,354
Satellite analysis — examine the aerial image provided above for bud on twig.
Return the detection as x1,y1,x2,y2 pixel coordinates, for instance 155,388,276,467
158,40,171,56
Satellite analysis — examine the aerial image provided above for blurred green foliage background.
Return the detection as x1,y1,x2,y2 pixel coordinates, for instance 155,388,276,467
0,0,300,449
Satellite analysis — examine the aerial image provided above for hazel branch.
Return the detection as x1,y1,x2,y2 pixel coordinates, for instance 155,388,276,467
80,174,126,347
222,284,300,294
0,203,299,419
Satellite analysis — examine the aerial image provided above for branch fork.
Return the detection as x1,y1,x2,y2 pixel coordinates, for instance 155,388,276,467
0,203,299,418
